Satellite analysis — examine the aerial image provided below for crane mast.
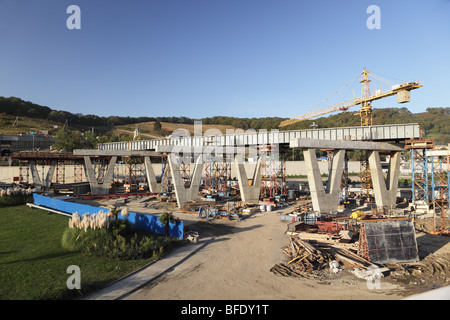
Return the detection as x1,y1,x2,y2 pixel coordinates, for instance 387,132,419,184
360,68,372,126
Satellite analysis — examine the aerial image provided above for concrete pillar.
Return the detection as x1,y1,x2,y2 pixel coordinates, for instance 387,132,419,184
304,149,345,214
234,156,262,203
29,161,55,189
29,162,42,187
84,156,117,195
144,156,161,193
369,151,401,209
168,153,203,207
44,162,56,189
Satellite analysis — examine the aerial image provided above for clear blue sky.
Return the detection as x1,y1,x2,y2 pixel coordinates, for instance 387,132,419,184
0,0,449,119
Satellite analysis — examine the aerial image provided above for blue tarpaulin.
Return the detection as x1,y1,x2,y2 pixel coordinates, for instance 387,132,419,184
32,193,184,239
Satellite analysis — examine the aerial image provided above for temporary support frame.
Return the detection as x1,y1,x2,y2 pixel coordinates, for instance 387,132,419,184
360,152,373,200
259,145,286,199
55,161,66,185
160,153,172,193
326,149,349,203
18,160,29,184
405,138,435,205
204,154,232,196
430,150,450,235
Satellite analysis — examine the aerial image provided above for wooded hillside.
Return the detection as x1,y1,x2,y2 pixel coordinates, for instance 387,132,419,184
0,96,448,144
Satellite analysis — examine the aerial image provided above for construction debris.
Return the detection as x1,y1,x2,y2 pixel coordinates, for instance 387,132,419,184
271,234,377,278
186,231,199,243
279,236,333,272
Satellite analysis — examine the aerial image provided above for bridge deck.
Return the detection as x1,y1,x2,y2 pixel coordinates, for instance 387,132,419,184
98,123,420,151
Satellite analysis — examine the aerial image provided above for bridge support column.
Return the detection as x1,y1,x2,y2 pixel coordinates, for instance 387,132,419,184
234,156,262,203
44,162,56,189
29,162,42,187
84,156,117,195
168,153,203,207
30,161,56,189
304,148,346,214
144,156,161,193
369,151,401,210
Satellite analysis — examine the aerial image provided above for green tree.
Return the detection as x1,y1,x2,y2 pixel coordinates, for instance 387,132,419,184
158,211,176,238
83,130,98,149
153,120,162,132
53,129,97,152
53,129,82,152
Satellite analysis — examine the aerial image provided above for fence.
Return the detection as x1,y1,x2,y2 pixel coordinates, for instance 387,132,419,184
32,193,184,239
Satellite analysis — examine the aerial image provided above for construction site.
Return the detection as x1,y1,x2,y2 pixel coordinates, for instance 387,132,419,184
3,69,450,299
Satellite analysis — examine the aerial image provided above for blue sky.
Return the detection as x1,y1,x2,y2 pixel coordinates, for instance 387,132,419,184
0,0,449,119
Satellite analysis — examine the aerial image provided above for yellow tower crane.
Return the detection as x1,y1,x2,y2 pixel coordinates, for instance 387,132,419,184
280,68,422,201
279,68,423,128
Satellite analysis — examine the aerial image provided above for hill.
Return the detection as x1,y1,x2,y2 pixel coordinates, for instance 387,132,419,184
0,96,448,145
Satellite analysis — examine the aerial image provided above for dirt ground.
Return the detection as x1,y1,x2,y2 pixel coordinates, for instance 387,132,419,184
117,202,450,300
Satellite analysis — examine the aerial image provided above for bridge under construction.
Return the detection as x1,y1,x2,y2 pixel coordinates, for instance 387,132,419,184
12,122,448,228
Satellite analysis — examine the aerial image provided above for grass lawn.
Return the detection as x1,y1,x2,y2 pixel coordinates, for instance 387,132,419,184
0,205,173,300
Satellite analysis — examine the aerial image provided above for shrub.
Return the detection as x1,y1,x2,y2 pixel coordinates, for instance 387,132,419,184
62,218,174,260
61,227,83,252
0,193,33,208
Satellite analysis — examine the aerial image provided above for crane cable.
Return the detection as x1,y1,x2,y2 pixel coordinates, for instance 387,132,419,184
310,71,363,112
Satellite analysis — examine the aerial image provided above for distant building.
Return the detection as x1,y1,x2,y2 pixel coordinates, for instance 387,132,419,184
0,134,56,155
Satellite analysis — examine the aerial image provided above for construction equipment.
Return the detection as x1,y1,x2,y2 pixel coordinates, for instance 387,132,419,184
279,68,422,128
280,68,422,201
351,210,365,220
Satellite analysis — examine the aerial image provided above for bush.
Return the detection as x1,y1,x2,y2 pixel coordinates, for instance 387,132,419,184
61,227,83,252
61,219,173,260
0,193,33,208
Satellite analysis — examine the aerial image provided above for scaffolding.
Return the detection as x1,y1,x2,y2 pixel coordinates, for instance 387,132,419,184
430,149,450,235
18,160,29,184
123,156,146,192
160,153,172,193
12,151,85,187
179,160,191,188
260,145,286,200
406,139,449,235
406,138,435,205
55,161,66,185
92,157,108,184
360,152,373,200
325,149,349,203
204,154,232,196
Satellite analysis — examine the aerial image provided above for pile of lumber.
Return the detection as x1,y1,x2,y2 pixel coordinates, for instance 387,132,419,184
269,263,321,279
293,202,313,214
331,247,375,270
271,236,377,278
282,236,333,272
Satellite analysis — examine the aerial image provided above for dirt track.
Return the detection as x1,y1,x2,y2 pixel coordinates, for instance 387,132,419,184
124,206,450,300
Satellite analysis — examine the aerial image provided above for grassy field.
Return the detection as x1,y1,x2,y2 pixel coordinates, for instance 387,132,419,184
0,206,167,300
